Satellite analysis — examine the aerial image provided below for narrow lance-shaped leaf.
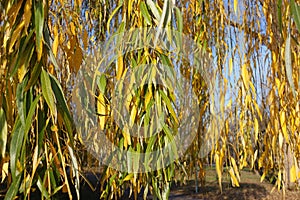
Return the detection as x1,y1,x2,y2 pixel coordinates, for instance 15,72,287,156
4,173,22,200
106,4,123,33
0,108,8,158
140,1,152,25
34,0,44,61
41,68,57,117
154,0,172,46
49,74,74,146
146,0,161,22
24,94,41,137
10,117,24,181
234,0,238,14
284,34,296,97
16,81,26,126
291,0,300,31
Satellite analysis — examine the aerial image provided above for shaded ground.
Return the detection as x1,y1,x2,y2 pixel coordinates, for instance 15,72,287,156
1,168,299,199
168,169,300,200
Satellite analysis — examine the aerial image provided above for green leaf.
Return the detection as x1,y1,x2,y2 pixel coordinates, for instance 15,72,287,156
67,145,80,199
25,61,42,91
4,173,22,200
24,94,41,136
16,81,26,126
10,117,24,181
146,0,161,21
162,125,178,161
9,31,34,78
34,0,44,61
291,0,300,31
144,134,157,169
154,0,170,45
174,7,183,33
140,2,152,25
98,74,107,94
49,74,74,145
159,89,178,124
37,176,50,199
0,108,8,158
41,68,57,117
44,38,60,71
38,109,48,154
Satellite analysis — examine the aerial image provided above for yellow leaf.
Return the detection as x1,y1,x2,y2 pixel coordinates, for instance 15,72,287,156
277,170,281,190
116,53,124,80
279,132,283,150
215,153,222,192
254,102,262,121
75,0,82,7
260,171,266,182
241,64,249,90
73,45,83,73
229,167,240,187
230,157,240,181
290,165,297,183
220,92,224,116
130,103,137,127
123,173,134,182
83,29,88,50
7,0,23,27
24,0,32,31
1,162,8,183
145,89,152,108
70,22,76,35
53,33,59,57
254,118,259,143
17,63,27,82
9,21,25,53
128,0,133,17
280,111,289,142
125,92,132,111
122,125,131,148
234,0,238,14
97,93,106,130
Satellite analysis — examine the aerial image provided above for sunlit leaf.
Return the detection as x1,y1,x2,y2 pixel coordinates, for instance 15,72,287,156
140,2,152,25
234,0,238,14
229,167,240,187
97,92,106,130
146,0,161,22
9,21,25,53
0,108,8,158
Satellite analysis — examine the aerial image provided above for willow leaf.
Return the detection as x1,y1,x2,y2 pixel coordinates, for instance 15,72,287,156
49,74,74,145
4,173,22,200
41,68,57,117
291,0,300,31
10,117,24,181
285,35,296,97
0,108,8,158
34,0,44,61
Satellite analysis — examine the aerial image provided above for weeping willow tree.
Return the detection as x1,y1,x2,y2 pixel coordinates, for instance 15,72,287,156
1,0,300,199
